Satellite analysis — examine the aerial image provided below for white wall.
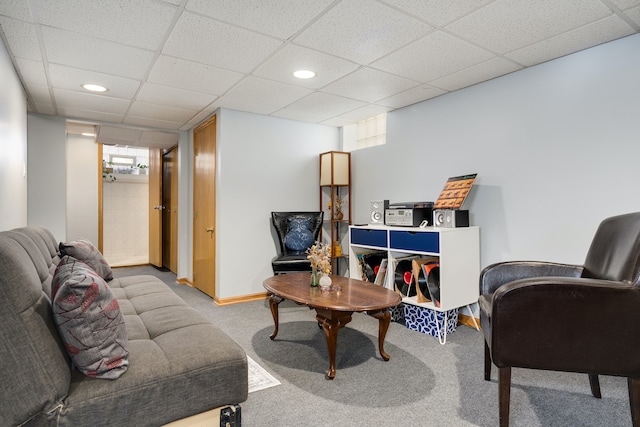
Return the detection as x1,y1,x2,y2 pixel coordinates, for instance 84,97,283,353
352,34,640,273
27,113,67,240
0,38,28,230
215,109,339,298
66,134,98,243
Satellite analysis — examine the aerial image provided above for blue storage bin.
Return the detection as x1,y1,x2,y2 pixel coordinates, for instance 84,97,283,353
404,304,458,339
389,230,439,253
350,228,387,248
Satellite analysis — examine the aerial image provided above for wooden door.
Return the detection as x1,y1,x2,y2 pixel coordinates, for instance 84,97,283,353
148,148,163,267
162,147,178,273
193,116,216,298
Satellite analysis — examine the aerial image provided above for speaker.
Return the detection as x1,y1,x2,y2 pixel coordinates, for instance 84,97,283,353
433,209,469,228
370,200,388,224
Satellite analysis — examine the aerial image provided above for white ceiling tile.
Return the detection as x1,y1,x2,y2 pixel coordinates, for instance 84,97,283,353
376,84,446,108
42,27,155,79
2,0,638,135
0,17,41,60
294,0,433,65
275,92,367,120
123,115,185,130
446,0,614,54
136,83,217,111
48,64,141,98
269,108,330,123
53,89,131,114
334,104,393,122
148,56,244,96
379,0,495,26
15,58,47,86
321,67,418,103
34,104,55,115
0,0,33,21
624,5,640,25
26,84,51,104
217,76,313,114
608,0,640,11
128,101,197,123
372,31,494,82
35,0,178,50
163,11,283,73
57,106,125,123
505,15,636,66
185,0,334,39
429,57,522,91
253,44,360,89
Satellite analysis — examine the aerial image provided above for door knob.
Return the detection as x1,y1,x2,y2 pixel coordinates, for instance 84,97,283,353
206,227,214,234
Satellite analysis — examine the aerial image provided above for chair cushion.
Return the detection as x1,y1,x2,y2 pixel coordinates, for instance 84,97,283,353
59,238,113,281
52,256,129,379
284,217,314,251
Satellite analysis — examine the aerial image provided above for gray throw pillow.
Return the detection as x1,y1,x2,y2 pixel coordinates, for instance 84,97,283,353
59,239,113,281
52,256,128,379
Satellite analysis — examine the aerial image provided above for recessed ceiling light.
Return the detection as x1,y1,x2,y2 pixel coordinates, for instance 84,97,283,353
293,70,316,79
81,132,95,137
82,84,108,92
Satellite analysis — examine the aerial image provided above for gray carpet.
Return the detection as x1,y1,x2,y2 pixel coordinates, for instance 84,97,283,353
113,266,631,427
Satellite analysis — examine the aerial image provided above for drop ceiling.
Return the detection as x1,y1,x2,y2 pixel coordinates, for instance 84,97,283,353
1,0,639,148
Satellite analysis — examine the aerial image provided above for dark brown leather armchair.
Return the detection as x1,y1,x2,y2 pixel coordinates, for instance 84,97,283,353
271,211,323,275
479,212,640,427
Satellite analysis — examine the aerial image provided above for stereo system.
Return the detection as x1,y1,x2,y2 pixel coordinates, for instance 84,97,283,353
369,200,388,225
385,202,433,227
433,209,469,228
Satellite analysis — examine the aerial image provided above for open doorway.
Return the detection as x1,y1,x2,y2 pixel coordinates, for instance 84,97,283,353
101,145,150,267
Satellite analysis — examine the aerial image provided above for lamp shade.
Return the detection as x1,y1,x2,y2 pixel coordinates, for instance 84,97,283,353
320,151,350,186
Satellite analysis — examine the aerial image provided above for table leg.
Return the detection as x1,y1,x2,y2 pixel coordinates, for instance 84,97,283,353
268,294,283,340
368,309,392,361
316,309,352,379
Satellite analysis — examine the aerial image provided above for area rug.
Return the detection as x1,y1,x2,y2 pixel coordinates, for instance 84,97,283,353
247,356,281,393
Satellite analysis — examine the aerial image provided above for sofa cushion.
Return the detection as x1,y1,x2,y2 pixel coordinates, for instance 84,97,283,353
284,217,314,251
59,238,113,281
52,256,128,379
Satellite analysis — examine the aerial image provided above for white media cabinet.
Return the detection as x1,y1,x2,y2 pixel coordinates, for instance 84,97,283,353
348,225,480,342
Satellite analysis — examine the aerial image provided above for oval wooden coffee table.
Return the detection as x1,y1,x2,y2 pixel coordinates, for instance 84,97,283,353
263,273,402,379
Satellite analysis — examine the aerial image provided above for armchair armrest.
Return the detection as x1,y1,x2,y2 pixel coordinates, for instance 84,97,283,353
490,276,640,375
480,261,583,296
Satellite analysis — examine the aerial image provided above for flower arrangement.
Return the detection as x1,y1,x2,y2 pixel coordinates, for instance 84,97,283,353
306,241,332,275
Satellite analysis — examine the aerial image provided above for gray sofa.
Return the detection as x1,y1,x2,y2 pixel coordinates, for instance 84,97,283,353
0,226,248,426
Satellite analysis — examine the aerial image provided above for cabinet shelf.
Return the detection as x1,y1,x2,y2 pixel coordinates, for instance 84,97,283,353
348,225,480,312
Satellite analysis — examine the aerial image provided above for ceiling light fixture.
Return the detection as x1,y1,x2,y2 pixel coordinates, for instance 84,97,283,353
81,132,95,137
82,84,108,92
293,70,316,79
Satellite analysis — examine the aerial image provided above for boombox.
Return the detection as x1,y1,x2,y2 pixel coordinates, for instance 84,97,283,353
385,202,433,227
369,200,388,225
433,209,469,228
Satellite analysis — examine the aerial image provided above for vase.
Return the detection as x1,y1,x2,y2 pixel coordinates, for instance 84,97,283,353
319,273,332,289
310,266,320,287
335,210,344,220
